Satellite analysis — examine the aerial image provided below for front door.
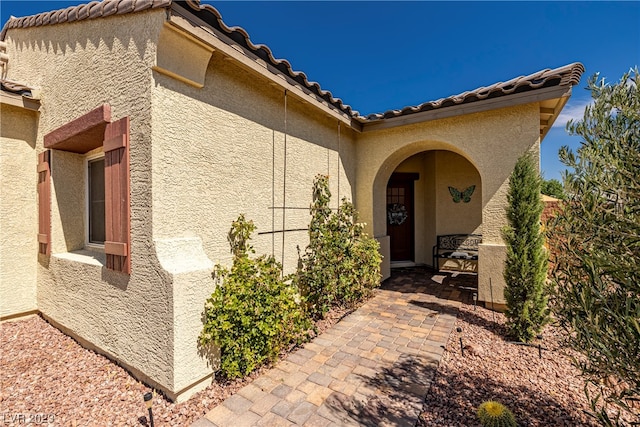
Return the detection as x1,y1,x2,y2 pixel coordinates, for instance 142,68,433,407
387,173,417,261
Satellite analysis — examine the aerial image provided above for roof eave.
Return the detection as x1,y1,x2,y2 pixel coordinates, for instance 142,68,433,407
359,85,574,133
539,94,570,141
168,2,354,127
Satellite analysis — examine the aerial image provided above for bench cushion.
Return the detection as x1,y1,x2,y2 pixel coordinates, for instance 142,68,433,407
437,251,478,259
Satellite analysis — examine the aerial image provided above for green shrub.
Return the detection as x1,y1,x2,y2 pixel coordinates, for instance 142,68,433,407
541,178,566,200
477,401,517,427
199,215,310,379
503,153,550,342
295,175,381,319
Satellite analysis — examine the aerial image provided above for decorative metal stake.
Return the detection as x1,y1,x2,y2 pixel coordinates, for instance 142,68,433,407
489,278,496,324
537,334,543,359
144,392,155,427
538,343,542,359
456,327,464,356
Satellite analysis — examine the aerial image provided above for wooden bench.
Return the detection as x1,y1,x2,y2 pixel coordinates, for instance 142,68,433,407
432,234,482,272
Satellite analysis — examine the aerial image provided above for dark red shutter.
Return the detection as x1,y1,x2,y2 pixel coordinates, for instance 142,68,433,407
103,117,130,274
37,150,51,255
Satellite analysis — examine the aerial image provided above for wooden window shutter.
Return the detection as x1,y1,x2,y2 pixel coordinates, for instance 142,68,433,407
103,117,131,274
37,150,51,255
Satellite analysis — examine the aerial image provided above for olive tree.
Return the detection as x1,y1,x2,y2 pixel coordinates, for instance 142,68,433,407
549,68,640,426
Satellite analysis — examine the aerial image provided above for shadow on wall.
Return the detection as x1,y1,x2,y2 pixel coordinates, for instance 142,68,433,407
100,267,131,291
11,16,154,73
153,53,358,200
0,104,38,145
198,306,221,370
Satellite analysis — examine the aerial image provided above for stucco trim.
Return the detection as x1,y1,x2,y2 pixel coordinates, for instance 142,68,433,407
152,21,214,88
0,310,39,322
44,104,111,153
0,91,40,110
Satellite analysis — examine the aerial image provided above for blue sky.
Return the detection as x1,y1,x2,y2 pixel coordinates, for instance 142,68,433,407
2,1,639,180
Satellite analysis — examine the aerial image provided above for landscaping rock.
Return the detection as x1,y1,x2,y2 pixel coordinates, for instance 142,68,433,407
418,302,602,427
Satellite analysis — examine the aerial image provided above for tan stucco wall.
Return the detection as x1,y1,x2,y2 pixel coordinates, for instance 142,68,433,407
151,52,356,269
4,10,180,394
434,150,482,236
4,9,359,401
155,237,215,399
356,104,541,304
50,150,86,252
434,150,482,271
150,49,358,398
424,153,437,264
0,104,38,318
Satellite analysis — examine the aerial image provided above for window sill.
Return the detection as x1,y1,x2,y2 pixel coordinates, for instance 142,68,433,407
54,249,106,267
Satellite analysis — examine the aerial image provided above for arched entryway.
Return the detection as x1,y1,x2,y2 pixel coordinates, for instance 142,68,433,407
381,150,482,269
355,101,550,309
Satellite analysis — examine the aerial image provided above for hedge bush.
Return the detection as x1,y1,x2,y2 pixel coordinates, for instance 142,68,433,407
199,215,310,378
295,175,381,320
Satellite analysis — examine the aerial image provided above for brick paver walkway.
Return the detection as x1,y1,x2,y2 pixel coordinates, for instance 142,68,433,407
192,268,475,427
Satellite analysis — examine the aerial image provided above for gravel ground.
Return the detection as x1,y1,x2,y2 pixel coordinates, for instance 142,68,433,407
0,308,351,427
1,300,623,426
419,301,603,427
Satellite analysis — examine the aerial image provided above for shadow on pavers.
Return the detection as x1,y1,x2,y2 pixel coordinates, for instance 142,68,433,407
322,354,439,427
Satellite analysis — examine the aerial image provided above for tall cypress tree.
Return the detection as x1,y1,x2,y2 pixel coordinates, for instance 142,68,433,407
503,153,549,342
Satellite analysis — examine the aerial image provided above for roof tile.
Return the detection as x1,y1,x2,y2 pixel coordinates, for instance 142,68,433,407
134,0,155,13
102,0,119,17
0,0,585,123
0,0,171,40
359,62,585,122
118,0,136,14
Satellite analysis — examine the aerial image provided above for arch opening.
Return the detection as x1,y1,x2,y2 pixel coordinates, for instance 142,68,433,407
376,149,482,271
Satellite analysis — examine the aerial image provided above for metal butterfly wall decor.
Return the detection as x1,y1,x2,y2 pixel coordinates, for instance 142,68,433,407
448,185,476,203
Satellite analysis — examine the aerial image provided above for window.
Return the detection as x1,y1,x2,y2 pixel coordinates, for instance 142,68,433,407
43,105,130,273
87,157,105,245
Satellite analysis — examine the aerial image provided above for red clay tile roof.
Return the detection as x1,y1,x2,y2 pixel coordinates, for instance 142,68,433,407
358,62,586,122
1,0,585,122
0,0,171,40
180,0,355,117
